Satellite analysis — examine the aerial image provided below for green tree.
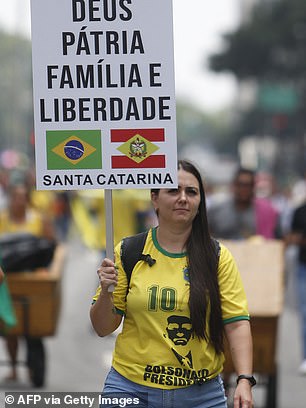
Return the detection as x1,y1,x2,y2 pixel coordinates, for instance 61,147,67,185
0,30,33,156
210,0,306,82
208,0,306,177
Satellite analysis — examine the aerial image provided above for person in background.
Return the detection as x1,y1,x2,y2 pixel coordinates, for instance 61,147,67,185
0,181,55,381
52,191,71,242
25,167,67,242
208,167,280,240
207,166,282,403
0,168,8,211
287,200,306,375
91,160,255,408
291,168,306,209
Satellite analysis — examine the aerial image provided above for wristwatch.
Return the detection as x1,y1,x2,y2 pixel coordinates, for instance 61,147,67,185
236,374,256,387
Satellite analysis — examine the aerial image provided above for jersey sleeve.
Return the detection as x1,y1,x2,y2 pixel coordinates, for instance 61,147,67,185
112,240,128,314
218,243,250,324
91,241,128,315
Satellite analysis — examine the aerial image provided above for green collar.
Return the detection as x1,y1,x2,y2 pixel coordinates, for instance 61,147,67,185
152,227,187,258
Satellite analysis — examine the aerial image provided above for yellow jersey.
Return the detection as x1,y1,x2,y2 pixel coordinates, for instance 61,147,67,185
93,228,249,389
0,208,45,237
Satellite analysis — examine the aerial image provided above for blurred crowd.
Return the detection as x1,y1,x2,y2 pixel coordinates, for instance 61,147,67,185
1,160,305,248
206,166,306,378
0,165,157,250
1,157,306,383
0,166,70,244
0,162,156,384
206,168,306,239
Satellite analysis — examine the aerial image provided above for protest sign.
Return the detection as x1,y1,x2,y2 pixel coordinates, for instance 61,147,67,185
31,0,177,190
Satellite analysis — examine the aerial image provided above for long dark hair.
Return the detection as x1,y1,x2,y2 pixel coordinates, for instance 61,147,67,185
152,160,224,354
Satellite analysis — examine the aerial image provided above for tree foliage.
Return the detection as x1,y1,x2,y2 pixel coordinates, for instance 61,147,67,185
0,30,33,155
209,0,306,82
208,0,306,178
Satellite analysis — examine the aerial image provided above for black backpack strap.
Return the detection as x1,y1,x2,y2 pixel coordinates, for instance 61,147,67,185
213,238,221,258
120,233,219,288
212,238,221,271
120,230,156,288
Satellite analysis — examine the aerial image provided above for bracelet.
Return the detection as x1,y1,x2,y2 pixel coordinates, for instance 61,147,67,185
236,374,256,387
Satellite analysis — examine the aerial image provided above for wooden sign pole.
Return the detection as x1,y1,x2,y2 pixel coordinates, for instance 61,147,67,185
105,189,115,292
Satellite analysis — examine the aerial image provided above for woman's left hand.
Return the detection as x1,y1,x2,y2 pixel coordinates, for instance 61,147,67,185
233,380,253,408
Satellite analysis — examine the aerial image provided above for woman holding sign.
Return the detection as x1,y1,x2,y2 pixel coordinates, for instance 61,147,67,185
91,160,255,408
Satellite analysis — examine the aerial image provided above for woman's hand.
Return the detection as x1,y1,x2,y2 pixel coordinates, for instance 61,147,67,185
233,380,254,408
90,257,121,337
97,258,118,294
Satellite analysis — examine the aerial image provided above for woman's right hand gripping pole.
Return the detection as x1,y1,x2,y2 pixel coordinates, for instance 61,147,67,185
90,258,122,337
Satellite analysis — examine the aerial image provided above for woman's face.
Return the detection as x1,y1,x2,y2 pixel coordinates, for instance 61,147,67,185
233,173,255,205
10,185,29,214
151,169,201,228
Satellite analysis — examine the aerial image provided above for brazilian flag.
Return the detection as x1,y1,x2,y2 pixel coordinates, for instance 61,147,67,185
46,130,102,170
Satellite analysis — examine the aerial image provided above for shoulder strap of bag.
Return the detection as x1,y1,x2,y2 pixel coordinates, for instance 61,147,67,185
213,238,221,261
120,233,220,288
120,230,156,288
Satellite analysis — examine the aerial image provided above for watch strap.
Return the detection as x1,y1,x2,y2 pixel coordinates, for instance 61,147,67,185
236,374,256,387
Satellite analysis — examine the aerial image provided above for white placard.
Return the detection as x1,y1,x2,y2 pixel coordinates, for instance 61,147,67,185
30,0,177,190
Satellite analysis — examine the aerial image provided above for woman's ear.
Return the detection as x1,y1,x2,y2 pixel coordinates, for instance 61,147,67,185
151,192,158,212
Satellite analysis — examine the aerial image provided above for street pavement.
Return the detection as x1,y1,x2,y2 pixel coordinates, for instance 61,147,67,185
0,235,305,407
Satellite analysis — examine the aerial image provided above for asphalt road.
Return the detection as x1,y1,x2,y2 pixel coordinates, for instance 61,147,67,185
0,236,305,407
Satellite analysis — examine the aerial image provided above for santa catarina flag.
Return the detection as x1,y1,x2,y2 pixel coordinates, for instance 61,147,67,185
111,128,166,169
46,130,102,170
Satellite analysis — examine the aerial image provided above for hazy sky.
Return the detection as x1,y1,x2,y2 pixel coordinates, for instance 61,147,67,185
0,0,239,113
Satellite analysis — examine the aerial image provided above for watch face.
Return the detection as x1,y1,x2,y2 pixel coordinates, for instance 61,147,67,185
248,376,256,386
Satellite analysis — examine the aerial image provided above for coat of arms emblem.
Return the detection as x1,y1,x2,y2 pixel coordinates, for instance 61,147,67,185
129,137,147,159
